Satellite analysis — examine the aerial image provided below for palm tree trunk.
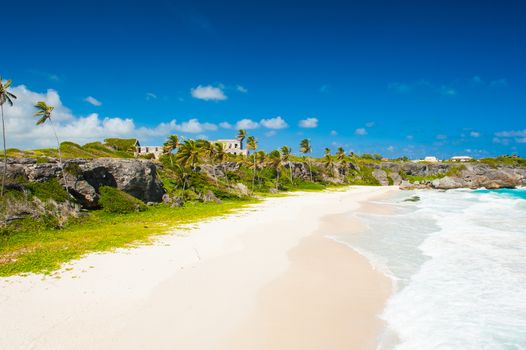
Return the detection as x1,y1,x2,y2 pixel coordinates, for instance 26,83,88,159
1,104,6,197
308,160,313,182
289,162,294,185
252,157,256,190
49,118,68,191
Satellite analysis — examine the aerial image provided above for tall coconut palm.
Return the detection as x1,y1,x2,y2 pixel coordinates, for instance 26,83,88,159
237,129,247,150
246,136,257,189
214,142,229,183
175,140,202,170
198,140,220,182
268,150,283,189
336,147,345,161
299,138,313,181
255,151,266,185
323,153,336,177
324,147,331,156
280,145,294,184
34,101,68,189
0,77,17,196
163,134,179,166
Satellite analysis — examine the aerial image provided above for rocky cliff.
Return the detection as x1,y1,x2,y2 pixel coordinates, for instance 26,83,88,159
371,162,526,189
4,158,165,208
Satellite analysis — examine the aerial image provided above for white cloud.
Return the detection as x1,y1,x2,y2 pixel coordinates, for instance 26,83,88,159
235,118,259,129
365,121,375,128
470,131,480,138
260,116,288,129
219,121,232,129
438,86,457,96
265,130,277,137
299,117,318,128
191,85,227,101
436,134,448,140
146,92,157,100
84,96,102,106
174,118,217,133
517,138,526,143
387,145,395,152
355,128,367,136
489,79,508,88
495,130,526,138
1,85,220,149
236,85,248,93
330,130,337,136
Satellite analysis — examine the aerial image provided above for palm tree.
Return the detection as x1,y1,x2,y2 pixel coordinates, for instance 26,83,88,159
255,151,266,185
324,147,331,156
213,142,229,183
198,140,220,182
0,77,17,196
299,138,313,181
323,154,336,177
175,140,202,170
163,134,179,166
336,147,345,161
268,150,283,189
34,101,68,190
280,146,294,184
237,129,247,150
246,136,257,189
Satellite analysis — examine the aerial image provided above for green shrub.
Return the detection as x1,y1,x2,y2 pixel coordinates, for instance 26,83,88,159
26,178,70,203
98,186,147,213
104,138,138,151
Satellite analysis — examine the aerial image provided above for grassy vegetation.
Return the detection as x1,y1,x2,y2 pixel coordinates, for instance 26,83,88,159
98,186,147,213
400,165,466,183
6,140,135,159
0,199,259,276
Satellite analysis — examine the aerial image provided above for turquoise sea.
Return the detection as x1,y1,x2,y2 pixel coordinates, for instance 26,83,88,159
339,188,526,350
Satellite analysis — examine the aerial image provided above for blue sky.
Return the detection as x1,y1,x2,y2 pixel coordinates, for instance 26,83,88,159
2,0,525,158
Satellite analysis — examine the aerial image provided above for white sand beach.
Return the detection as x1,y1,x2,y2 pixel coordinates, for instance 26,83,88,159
0,186,396,350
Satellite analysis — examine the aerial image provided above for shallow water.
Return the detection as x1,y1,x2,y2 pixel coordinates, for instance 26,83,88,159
340,188,526,350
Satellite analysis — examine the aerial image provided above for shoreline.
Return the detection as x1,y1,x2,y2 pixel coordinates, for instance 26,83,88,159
0,186,397,349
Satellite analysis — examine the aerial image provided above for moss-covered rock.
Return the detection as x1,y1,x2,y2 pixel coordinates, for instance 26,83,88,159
98,186,147,214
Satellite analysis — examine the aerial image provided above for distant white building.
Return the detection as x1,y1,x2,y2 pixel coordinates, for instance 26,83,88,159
424,156,439,163
134,140,164,159
450,156,473,162
213,139,248,156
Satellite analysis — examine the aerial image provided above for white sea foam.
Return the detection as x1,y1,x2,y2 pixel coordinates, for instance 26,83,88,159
342,189,526,350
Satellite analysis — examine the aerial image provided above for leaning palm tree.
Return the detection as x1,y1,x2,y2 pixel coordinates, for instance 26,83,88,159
237,129,247,150
255,150,266,185
34,101,68,189
268,150,283,189
175,140,202,170
163,134,179,166
213,142,229,183
0,77,17,196
198,140,220,182
336,147,345,161
299,138,313,181
323,154,336,177
280,145,294,185
246,136,257,189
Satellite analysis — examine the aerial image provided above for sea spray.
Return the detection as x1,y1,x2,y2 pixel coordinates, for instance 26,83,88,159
339,189,526,350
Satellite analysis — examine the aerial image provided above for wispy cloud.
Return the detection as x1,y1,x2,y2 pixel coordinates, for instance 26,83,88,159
191,85,227,101
330,130,337,136
355,128,367,136
470,131,480,138
219,121,233,129
389,80,456,96
471,76,508,89
146,92,158,100
84,96,102,106
298,117,318,128
236,85,248,93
